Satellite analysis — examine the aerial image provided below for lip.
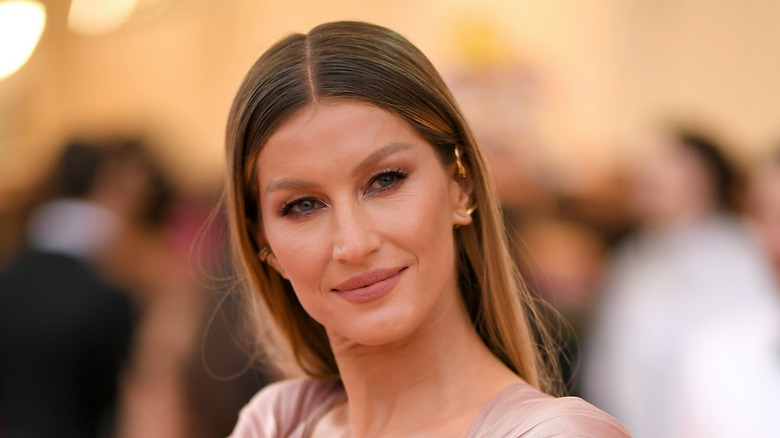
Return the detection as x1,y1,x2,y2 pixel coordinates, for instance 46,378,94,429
331,267,406,304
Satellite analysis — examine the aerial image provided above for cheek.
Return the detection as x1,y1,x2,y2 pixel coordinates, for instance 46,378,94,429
382,182,458,275
264,222,330,292
394,199,452,249
272,231,336,325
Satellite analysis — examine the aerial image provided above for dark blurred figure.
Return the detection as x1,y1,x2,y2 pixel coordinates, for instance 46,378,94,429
0,139,158,437
580,127,779,438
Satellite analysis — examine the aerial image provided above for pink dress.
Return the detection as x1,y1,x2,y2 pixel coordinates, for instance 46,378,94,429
229,379,632,437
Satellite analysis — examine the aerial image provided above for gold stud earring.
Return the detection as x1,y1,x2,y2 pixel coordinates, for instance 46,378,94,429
466,204,477,216
454,147,467,179
258,246,273,262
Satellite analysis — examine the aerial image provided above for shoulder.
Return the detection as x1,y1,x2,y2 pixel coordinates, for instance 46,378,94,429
470,383,632,438
229,378,344,438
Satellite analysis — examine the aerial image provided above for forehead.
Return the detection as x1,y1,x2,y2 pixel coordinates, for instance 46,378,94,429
256,100,429,173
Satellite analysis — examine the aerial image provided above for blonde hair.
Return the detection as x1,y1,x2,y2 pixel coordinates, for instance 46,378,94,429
225,21,563,395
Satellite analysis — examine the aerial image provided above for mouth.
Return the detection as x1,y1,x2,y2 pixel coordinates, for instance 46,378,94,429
331,267,407,304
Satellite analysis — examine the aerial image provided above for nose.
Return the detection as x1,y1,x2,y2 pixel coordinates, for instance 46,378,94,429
331,201,381,263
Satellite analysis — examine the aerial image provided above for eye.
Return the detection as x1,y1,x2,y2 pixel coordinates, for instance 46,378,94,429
377,173,397,187
366,170,408,194
280,197,325,217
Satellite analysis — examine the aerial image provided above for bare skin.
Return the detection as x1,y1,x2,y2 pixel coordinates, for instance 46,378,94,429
311,294,522,437
258,100,523,437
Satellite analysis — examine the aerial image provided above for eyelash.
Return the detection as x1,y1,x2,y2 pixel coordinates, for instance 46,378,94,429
366,168,408,194
278,169,409,218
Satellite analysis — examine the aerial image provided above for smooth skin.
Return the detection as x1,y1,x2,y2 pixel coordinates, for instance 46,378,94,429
256,100,521,437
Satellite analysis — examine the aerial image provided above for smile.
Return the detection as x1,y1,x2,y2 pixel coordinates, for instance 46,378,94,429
331,267,406,304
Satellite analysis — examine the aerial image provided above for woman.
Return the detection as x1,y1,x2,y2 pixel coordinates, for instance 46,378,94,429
225,21,630,437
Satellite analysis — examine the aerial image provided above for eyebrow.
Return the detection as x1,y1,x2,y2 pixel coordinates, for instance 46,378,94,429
264,142,414,195
351,142,414,177
264,179,320,195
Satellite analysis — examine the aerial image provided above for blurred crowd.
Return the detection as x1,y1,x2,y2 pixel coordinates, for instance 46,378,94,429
449,62,780,437
1,94,779,438
0,138,270,437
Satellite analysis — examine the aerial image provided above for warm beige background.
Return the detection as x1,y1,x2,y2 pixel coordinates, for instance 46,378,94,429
2,0,779,194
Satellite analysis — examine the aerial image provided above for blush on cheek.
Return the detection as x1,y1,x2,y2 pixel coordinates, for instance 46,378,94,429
400,204,457,268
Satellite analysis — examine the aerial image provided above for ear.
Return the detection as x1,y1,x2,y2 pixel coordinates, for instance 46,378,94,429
450,163,475,227
256,232,289,279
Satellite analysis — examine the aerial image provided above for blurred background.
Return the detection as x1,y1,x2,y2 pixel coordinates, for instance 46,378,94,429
1,1,779,437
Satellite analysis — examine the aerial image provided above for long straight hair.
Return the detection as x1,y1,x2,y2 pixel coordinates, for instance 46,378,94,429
225,21,563,395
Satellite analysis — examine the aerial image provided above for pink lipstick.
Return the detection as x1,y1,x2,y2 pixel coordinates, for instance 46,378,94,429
332,267,406,304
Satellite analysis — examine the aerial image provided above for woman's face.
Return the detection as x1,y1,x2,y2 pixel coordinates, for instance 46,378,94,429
256,100,472,348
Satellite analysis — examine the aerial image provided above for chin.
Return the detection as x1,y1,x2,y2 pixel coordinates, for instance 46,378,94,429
328,309,423,348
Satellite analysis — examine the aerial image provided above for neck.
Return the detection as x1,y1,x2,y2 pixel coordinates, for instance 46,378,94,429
327,291,520,437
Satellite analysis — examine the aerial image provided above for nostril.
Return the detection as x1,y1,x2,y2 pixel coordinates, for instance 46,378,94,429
330,207,382,263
